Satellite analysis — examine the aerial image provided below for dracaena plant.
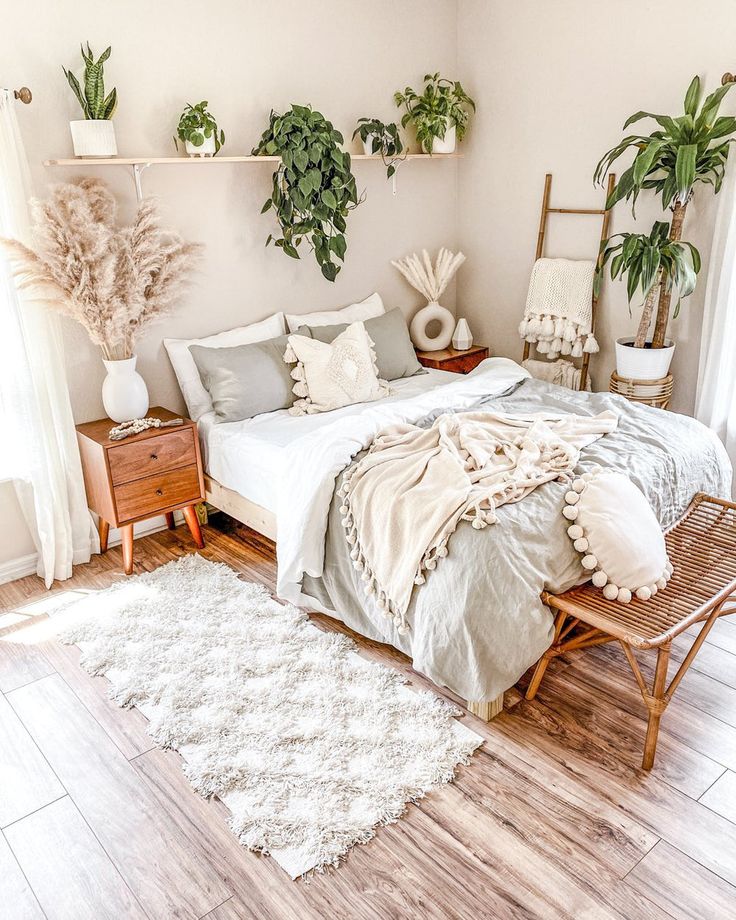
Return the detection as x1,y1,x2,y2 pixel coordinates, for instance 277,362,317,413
174,101,225,154
252,105,362,282
394,73,475,153
595,76,736,347
63,43,117,120
352,118,406,178
595,221,701,349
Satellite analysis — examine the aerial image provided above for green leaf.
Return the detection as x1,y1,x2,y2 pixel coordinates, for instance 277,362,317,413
321,189,337,209
321,261,338,282
675,143,697,200
683,76,701,117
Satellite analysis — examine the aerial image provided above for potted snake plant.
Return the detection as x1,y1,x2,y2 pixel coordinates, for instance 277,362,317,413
63,43,118,157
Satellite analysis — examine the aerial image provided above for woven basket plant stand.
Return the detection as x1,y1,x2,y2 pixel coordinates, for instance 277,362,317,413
609,372,673,409
525,493,736,770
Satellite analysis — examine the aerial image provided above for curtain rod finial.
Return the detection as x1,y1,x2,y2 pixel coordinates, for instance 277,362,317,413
13,87,32,104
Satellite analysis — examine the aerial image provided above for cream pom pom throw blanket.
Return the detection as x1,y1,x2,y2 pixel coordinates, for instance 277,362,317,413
339,409,618,634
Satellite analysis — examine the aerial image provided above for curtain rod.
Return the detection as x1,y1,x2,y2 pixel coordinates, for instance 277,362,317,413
2,87,32,103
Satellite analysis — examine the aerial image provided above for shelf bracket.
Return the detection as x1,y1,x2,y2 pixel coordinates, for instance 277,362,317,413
131,163,152,202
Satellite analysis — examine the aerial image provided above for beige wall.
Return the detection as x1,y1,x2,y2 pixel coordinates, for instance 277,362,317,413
457,0,735,413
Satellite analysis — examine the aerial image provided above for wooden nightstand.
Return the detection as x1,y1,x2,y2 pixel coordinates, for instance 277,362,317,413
415,344,490,374
76,407,205,575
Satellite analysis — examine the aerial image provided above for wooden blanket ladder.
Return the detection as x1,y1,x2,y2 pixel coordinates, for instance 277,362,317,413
522,172,615,391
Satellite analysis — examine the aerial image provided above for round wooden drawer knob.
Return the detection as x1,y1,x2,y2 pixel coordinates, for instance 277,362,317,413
155,488,163,496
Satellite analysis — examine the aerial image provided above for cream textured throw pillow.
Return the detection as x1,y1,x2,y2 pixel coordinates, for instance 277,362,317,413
563,467,673,603
284,321,389,415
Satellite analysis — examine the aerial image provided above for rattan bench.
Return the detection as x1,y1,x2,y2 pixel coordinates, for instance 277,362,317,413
525,493,736,770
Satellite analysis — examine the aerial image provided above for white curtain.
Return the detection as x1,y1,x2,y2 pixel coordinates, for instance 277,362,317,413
696,164,736,490
0,89,97,586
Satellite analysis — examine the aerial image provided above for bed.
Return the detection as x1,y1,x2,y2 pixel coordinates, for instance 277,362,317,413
199,357,732,717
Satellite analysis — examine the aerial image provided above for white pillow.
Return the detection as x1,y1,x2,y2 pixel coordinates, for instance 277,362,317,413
164,313,286,420
284,321,389,416
563,468,673,603
285,292,385,333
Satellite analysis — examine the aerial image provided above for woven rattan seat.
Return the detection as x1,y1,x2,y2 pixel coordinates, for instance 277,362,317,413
526,493,736,770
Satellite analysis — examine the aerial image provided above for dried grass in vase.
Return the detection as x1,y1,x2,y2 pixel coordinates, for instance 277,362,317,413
1,178,201,360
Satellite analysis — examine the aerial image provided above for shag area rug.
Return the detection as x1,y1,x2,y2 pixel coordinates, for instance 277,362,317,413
59,555,482,877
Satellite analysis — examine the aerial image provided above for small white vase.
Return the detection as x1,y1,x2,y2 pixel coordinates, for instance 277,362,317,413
615,338,675,381
362,134,379,156
102,355,149,423
70,120,117,157
452,318,473,351
409,301,455,351
430,123,456,154
185,133,217,157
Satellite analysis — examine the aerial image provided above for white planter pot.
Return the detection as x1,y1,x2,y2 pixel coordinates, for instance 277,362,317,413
102,355,149,423
615,338,675,381
362,134,379,156
430,123,456,154
185,133,217,157
452,317,473,351
69,120,117,158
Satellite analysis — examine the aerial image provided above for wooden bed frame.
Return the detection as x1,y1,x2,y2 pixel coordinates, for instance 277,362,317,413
204,473,504,720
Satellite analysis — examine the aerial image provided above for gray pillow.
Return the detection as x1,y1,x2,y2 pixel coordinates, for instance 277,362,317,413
189,330,312,422
297,308,425,381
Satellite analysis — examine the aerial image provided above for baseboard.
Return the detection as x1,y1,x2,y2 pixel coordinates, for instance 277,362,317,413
0,511,184,587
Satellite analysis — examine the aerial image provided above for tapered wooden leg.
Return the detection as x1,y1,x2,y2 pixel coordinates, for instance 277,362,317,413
165,512,176,530
98,519,110,554
525,655,552,700
642,644,671,771
183,505,205,549
467,694,504,721
120,524,134,575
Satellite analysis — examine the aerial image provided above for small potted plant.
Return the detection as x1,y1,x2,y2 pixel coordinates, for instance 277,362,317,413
175,101,225,157
352,117,406,178
63,43,118,157
394,73,475,154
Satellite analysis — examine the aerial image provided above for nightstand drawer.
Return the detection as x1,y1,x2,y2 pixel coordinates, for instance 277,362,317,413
115,465,202,522
108,428,196,485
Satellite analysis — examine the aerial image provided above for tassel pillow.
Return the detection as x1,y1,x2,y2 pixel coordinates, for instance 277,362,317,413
562,468,673,602
284,321,389,415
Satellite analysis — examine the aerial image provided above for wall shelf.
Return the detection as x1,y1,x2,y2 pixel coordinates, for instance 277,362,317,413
43,153,462,199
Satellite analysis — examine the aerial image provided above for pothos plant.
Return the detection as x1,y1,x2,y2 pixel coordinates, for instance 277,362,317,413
252,105,362,281
595,75,736,348
394,73,475,152
63,43,117,120
352,117,406,178
174,101,225,154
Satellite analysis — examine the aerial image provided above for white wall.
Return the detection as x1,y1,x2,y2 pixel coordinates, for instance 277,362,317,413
457,0,735,413
0,0,459,567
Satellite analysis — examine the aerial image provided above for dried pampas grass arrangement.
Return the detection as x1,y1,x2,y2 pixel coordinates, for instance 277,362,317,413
2,178,201,360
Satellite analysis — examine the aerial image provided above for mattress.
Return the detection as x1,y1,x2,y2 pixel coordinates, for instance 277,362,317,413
198,368,460,512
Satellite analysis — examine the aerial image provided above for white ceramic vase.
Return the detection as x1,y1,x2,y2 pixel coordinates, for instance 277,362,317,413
102,355,150,422
70,120,117,157
452,317,473,351
430,123,456,154
185,133,217,157
615,338,675,381
409,301,455,350
362,134,379,156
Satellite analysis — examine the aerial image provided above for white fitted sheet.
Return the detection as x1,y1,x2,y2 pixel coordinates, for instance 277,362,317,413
199,368,460,512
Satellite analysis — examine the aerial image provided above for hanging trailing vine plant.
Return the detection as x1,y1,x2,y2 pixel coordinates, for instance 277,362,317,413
252,105,362,281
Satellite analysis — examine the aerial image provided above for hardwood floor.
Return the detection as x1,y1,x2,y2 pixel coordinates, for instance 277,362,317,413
1,518,734,919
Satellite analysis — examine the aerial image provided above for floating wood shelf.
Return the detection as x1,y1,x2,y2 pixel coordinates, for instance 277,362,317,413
43,153,462,167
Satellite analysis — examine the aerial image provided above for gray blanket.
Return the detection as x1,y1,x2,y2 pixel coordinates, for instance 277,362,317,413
303,379,732,701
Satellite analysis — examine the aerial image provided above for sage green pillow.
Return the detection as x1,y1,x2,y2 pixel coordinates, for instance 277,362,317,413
189,330,312,422
297,308,425,381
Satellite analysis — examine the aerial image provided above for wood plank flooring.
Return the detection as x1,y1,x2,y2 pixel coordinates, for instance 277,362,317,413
1,518,734,919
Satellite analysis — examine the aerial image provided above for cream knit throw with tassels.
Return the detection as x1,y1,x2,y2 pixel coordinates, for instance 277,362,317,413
519,258,599,360
339,409,618,633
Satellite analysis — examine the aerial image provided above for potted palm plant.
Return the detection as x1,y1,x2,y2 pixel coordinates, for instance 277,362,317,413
63,43,118,157
394,73,475,154
352,117,406,178
174,101,225,157
595,76,736,379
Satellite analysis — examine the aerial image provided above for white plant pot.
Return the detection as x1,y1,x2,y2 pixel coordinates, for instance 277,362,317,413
362,134,379,156
102,355,149,423
69,120,117,158
185,133,217,157
615,338,675,381
452,317,473,351
410,301,455,351
430,123,456,154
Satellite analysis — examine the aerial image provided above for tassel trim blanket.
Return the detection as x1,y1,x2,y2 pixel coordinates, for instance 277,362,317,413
339,409,618,633
519,258,599,360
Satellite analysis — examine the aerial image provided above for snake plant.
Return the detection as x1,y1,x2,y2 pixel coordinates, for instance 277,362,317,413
63,43,117,120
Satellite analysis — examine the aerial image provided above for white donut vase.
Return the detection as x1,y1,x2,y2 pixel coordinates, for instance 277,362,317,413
409,301,455,350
